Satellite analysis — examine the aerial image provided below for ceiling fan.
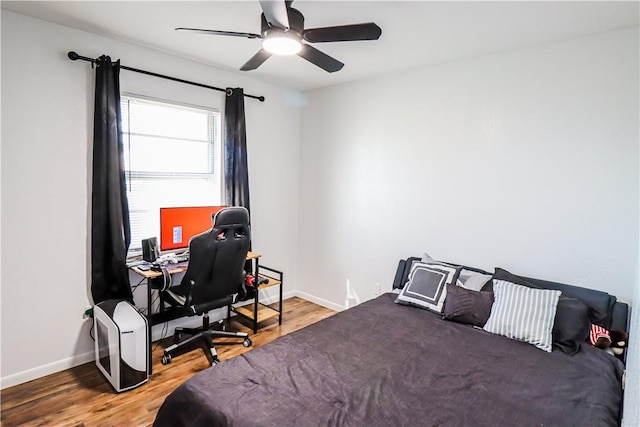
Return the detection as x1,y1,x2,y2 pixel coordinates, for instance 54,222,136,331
176,0,382,73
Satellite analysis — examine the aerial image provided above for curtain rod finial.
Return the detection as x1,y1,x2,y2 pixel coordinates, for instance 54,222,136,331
68,51,79,60
258,96,265,102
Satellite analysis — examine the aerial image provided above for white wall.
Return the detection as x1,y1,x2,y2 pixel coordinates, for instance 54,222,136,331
624,277,639,425
299,26,639,306
1,10,302,387
623,168,640,426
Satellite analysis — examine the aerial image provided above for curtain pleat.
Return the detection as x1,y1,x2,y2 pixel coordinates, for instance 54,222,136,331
91,55,133,305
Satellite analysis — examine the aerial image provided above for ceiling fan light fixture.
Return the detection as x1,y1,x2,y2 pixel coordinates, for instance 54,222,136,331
262,35,302,55
178,0,382,72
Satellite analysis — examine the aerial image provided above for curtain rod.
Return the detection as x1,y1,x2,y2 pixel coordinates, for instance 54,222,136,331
67,51,265,102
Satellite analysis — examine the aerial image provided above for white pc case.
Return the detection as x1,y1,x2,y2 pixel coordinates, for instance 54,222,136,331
94,299,149,392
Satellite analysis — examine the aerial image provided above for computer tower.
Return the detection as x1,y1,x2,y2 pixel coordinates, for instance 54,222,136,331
94,299,149,392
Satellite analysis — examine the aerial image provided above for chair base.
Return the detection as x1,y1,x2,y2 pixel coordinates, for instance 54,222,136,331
161,313,251,366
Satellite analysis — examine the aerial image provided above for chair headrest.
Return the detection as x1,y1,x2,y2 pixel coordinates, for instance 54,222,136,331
212,206,249,228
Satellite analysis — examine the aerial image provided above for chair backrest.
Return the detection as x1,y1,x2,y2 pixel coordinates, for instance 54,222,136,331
180,207,251,310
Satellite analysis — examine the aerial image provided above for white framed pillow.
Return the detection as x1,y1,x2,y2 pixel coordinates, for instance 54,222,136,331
483,280,561,352
395,261,461,313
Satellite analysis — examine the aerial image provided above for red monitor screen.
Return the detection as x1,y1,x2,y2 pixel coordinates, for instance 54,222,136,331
159,206,225,251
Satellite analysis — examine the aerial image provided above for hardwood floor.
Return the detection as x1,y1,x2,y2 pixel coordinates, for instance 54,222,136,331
1,297,335,427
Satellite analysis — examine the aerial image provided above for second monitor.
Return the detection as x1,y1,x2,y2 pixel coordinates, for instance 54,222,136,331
159,206,225,251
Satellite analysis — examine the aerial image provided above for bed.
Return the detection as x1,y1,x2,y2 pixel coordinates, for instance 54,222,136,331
153,257,629,427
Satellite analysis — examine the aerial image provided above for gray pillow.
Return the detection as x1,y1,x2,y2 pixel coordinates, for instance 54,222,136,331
395,261,461,313
458,269,492,291
421,252,434,262
483,280,561,352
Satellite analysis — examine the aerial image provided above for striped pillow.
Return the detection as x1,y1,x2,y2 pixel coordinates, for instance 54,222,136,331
483,280,561,352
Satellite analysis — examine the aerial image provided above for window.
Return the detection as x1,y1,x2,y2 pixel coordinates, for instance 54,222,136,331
120,95,222,253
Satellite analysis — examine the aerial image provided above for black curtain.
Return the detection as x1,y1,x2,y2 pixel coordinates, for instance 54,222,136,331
224,88,251,212
224,88,254,299
91,56,133,305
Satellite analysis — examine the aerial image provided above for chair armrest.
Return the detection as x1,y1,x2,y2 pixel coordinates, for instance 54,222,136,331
184,279,196,308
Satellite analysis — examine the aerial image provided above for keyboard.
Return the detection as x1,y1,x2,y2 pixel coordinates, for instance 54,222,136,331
175,253,189,263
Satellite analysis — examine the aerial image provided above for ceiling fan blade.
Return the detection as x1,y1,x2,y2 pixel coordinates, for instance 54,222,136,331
240,49,273,71
303,23,382,43
176,28,261,39
297,44,344,73
259,0,290,29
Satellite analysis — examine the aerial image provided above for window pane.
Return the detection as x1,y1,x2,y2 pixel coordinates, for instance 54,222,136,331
124,135,212,174
123,100,209,140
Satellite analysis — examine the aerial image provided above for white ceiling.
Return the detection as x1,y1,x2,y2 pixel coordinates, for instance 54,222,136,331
2,1,638,91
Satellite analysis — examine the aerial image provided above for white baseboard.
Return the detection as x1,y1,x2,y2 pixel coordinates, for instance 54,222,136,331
1,350,96,390
1,289,299,390
256,289,296,306
291,290,346,312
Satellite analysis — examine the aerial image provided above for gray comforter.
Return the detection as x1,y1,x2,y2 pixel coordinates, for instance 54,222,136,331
154,293,624,427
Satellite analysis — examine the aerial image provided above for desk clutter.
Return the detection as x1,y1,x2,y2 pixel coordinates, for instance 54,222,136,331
157,252,190,264
127,251,190,272
245,274,269,287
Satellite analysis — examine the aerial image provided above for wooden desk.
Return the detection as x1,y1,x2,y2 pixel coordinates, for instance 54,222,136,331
131,251,262,278
130,251,279,374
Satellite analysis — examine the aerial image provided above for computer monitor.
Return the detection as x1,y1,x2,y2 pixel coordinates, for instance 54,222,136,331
159,206,225,251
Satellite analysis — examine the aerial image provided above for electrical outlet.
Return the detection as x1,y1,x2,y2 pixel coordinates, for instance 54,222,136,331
83,306,93,320
374,282,381,296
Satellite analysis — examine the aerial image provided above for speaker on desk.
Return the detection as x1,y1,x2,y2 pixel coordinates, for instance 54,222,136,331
142,237,159,262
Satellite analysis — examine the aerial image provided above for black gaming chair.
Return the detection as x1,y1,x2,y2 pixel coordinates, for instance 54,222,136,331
160,206,252,366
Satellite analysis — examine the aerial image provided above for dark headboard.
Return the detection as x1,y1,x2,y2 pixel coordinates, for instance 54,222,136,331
392,257,630,333
519,275,628,333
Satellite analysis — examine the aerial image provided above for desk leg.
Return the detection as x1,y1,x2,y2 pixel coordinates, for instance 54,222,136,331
253,258,259,334
252,291,259,334
279,271,283,326
146,279,153,376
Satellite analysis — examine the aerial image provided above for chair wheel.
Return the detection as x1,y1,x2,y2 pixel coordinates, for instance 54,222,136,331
161,354,172,365
243,337,252,347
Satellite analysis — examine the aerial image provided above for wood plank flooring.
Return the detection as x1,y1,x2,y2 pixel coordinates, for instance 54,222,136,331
1,297,335,427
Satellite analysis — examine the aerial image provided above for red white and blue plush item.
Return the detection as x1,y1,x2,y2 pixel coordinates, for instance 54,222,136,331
590,324,628,357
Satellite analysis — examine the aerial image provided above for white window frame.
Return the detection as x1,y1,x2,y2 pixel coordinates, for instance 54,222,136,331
120,93,223,254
